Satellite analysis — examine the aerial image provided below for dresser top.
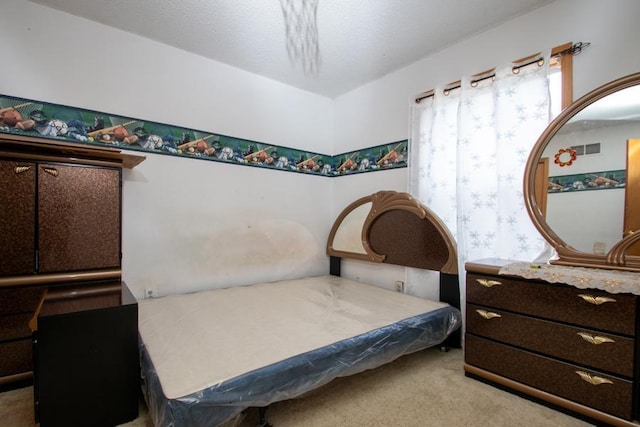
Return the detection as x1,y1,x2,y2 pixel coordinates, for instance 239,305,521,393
465,258,514,275
467,258,640,296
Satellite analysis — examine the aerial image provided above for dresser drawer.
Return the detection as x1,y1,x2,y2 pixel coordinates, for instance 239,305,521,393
0,313,35,342
467,273,636,336
0,287,43,316
465,335,633,420
467,303,634,377
0,339,33,377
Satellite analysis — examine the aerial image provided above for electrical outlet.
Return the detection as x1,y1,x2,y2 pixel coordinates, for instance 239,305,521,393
395,280,404,293
593,241,606,255
145,288,157,299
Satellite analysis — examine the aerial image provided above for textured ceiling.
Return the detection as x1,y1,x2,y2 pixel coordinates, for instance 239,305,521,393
28,0,556,98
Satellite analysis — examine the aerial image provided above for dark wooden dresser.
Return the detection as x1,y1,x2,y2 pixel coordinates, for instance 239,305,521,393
465,259,640,427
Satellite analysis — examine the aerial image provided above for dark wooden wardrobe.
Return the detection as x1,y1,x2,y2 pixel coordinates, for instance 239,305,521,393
0,136,144,426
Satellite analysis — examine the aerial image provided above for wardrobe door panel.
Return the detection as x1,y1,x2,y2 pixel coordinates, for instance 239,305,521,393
0,160,35,276
38,164,121,273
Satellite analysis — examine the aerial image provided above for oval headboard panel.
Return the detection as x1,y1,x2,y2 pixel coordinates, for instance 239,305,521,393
327,191,458,274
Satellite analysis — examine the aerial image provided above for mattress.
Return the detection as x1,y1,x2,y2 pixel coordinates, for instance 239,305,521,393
138,275,461,426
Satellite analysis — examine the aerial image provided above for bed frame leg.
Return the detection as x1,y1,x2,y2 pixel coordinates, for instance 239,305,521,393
257,407,273,427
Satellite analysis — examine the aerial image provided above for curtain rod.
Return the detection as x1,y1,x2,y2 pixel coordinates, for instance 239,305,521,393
414,42,590,103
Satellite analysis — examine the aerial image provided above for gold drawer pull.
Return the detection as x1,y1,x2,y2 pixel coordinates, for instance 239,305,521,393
577,294,616,305
14,166,32,174
577,332,615,345
42,167,59,177
476,279,502,288
575,370,613,386
476,309,501,320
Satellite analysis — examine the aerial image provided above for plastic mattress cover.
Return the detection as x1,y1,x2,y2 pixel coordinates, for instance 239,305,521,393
138,276,462,427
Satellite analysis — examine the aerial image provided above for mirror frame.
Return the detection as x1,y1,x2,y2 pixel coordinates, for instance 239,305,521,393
524,71,640,272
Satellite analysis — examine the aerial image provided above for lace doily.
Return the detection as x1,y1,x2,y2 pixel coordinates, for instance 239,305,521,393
498,262,640,295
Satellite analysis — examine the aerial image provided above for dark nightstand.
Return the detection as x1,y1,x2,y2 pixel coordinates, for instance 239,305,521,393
32,281,139,427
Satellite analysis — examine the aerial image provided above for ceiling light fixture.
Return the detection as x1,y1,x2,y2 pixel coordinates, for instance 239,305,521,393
279,0,321,75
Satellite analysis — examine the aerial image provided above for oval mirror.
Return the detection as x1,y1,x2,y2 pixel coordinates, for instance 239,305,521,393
524,72,640,271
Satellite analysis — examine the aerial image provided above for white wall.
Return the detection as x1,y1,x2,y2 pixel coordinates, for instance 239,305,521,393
333,0,640,295
1,0,334,298
122,154,330,296
5,0,640,300
334,0,640,155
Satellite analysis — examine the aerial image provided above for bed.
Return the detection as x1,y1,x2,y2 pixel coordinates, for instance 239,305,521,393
138,191,462,427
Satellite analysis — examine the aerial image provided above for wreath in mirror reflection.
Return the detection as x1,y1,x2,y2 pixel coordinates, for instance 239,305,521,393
554,148,577,167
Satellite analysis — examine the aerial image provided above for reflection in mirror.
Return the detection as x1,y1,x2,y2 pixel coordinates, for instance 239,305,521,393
330,202,370,254
526,72,640,271
541,85,640,253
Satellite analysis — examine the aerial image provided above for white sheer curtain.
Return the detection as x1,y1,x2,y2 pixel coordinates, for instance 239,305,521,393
408,51,552,305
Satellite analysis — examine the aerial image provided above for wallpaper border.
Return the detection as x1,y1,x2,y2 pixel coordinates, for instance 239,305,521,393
0,94,407,177
548,170,626,193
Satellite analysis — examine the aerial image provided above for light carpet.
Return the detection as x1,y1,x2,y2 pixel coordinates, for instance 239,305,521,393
0,348,592,426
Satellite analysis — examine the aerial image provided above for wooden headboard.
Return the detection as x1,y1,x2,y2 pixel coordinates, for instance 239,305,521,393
326,191,461,348
326,191,458,274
